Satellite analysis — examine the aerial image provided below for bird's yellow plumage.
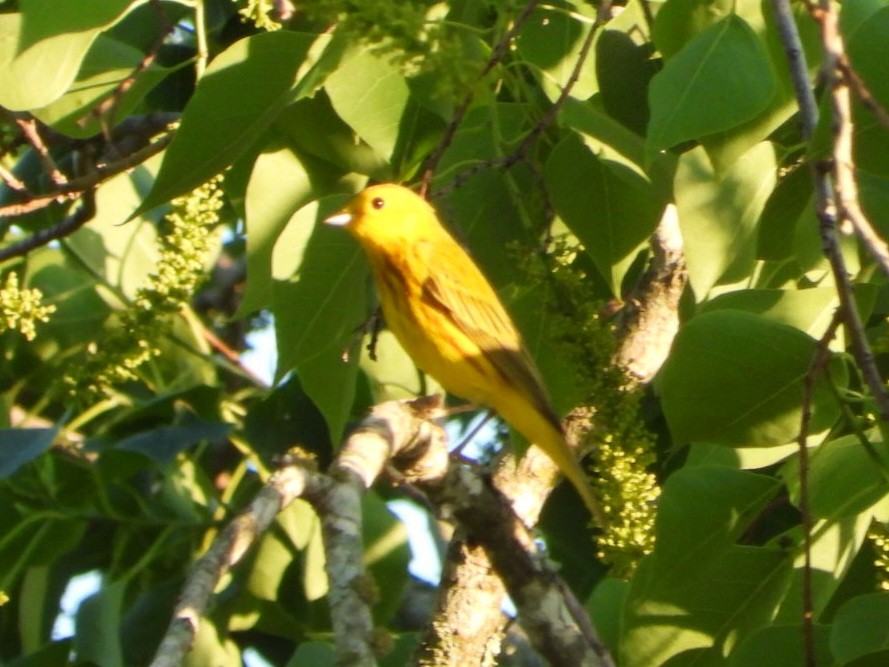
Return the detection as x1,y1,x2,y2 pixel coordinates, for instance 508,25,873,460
325,184,601,521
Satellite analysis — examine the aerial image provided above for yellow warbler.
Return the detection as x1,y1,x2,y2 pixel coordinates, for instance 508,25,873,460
325,184,601,521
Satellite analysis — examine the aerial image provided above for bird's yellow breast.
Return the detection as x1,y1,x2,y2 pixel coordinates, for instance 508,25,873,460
369,248,499,405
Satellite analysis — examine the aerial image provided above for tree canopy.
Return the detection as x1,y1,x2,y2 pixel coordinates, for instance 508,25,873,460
1,0,889,665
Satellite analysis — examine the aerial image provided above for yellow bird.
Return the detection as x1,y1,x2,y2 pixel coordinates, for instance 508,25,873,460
325,184,601,522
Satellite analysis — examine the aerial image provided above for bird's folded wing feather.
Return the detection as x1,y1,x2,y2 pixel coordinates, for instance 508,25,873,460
420,241,558,424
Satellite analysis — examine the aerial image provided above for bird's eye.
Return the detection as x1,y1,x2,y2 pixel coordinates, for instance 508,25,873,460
371,197,385,210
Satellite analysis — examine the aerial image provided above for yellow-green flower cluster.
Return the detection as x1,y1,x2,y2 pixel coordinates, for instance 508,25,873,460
528,236,661,577
0,272,55,341
65,176,224,402
235,0,282,31
869,522,889,591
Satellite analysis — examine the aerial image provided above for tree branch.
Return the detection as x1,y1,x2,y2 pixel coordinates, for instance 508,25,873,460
417,185,680,665
796,311,842,667
0,191,97,262
149,463,324,667
770,0,889,420
0,129,173,218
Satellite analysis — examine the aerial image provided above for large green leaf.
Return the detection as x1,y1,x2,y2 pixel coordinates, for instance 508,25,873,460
700,288,839,339
773,512,874,623
651,466,781,582
647,15,777,159
757,166,812,262
831,593,889,663
805,432,889,520
545,132,662,293
515,0,599,102
63,151,163,300
238,139,348,315
652,0,736,58
137,31,325,214
702,0,822,174
325,49,411,162
114,415,232,464
675,143,776,299
730,624,832,667
621,468,788,667
0,0,138,110
271,198,370,443
656,310,840,447
33,34,175,138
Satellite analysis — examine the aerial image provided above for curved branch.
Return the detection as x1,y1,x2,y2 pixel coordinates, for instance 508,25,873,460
0,191,96,262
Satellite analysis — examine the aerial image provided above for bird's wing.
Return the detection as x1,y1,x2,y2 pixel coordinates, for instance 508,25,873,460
419,240,559,425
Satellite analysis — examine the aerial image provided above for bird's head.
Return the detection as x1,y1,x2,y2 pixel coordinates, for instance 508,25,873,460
324,184,439,246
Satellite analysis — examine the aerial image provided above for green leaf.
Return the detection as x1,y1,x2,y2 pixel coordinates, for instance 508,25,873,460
622,545,792,667
700,288,839,339
0,0,137,110
847,7,889,113
596,19,658,136
831,593,889,663
275,94,391,180
806,433,889,520
588,578,629,654
757,166,812,262
515,1,599,102
271,197,370,443
675,143,776,299
773,512,873,622
859,169,889,239
138,31,323,214
652,0,736,58
652,466,780,582
33,34,175,139
730,624,832,667
114,416,232,464
359,330,425,403
325,49,411,162
183,618,242,667
75,579,127,667
647,15,777,159
64,151,163,298
238,138,349,315
703,1,821,174
545,132,662,293
0,428,57,477
286,642,336,667
656,310,840,446
248,499,321,601
244,375,331,465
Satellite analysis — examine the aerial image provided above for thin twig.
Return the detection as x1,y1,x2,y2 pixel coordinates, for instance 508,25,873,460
0,132,172,218
419,0,543,196
77,0,174,134
839,55,889,132
434,0,613,197
0,162,28,194
797,311,842,667
11,115,67,185
771,0,889,419
0,191,96,262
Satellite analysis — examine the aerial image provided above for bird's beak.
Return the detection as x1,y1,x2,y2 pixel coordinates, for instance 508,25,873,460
324,211,352,226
